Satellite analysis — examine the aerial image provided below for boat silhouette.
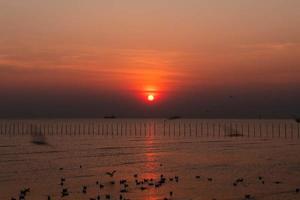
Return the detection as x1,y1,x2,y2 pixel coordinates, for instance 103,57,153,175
30,125,48,145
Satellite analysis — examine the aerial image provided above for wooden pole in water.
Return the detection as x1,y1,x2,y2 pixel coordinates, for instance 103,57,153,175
271,123,274,138
19,121,21,136
105,123,108,136
284,123,287,139
154,122,156,136
87,121,90,136
75,123,78,136
196,123,198,137
3,121,5,135
7,121,11,136
93,122,95,136
153,121,156,136
139,122,141,136
7,121,9,136
77,123,79,136
30,123,32,136
68,122,71,136
10,121,13,136
129,123,132,137
234,123,237,138
21,121,23,135
291,124,294,139
265,123,268,138
125,122,128,136
297,123,300,139
101,123,104,136
9,121,12,136
69,122,72,136
163,121,166,136
121,122,125,135
96,122,99,136
106,122,109,136
17,121,19,135
60,122,62,136
17,121,20,136
241,123,244,136
253,123,256,137
73,122,75,136
201,123,203,137
247,123,249,138
0,121,2,135
259,123,262,137
7,122,10,136
117,123,119,136
178,122,181,137
218,122,221,137
20,121,23,135
56,122,58,135
278,123,281,138
173,122,175,137
3,122,5,136
61,121,66,135
12,122,15,136
6,122,8,136
122,123,127,136
7,121,10,136
52,122,54,136
206,122,209,137
13,121,18,135
8,121,11,136
134,122,137,136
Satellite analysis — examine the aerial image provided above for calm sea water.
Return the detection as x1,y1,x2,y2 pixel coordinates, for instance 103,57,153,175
0,119,300,200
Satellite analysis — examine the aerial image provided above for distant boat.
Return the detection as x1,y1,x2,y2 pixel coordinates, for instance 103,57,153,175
31,125,48,145
31,135,48,145
224,125,243,137
168,116,181,120
104,115,116,119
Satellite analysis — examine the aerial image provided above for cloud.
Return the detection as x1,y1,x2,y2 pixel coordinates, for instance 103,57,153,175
237,42,300,52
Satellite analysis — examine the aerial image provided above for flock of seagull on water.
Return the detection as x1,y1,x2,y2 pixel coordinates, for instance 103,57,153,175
10,164,300,200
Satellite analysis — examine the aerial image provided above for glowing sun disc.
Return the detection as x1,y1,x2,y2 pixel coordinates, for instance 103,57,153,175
147,94,155,101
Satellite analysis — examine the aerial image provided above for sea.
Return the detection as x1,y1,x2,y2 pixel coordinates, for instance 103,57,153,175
0,119,300,200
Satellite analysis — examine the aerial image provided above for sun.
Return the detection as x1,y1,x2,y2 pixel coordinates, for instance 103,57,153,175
147,94,155,101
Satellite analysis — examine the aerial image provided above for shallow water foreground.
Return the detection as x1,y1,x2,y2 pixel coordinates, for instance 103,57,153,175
0,120,300,200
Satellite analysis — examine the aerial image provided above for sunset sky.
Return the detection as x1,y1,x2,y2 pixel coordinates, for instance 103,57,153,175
0,0,299,118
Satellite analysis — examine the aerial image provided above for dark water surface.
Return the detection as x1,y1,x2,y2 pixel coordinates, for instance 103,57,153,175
0,119,300,200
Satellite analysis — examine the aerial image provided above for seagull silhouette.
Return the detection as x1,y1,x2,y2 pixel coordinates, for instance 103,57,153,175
106,170,117,177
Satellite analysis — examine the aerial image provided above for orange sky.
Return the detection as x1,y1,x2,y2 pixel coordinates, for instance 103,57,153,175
0,0,299,117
